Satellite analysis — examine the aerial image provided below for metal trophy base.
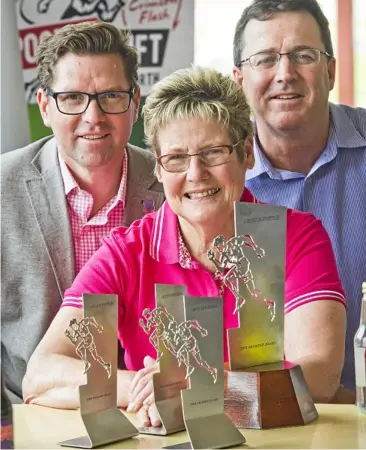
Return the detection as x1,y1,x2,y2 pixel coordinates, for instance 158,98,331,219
164,413,246,449
224,361,318,429
180,410,246,449
59,406,138,448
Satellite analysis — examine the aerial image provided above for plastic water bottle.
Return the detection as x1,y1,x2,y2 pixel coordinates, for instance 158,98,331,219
354,282,366,414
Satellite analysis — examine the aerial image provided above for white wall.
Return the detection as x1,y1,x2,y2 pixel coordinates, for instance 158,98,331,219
1,0,30,153
194,0,252,73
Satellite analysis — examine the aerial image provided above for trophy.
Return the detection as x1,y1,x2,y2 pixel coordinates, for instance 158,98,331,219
208,202,318,429
59,294,138,448
138,284,188,436
140,284,245,448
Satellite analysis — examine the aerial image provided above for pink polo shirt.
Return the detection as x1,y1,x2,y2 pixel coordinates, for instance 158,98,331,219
62,188,345,370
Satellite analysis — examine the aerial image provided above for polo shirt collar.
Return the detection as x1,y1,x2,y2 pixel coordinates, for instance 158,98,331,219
149,188,257,264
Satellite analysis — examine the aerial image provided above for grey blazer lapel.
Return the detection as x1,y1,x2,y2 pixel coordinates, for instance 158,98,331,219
25,138,75,296
123,145,165,226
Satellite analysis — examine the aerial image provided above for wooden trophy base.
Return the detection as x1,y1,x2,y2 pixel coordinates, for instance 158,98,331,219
224,361,318,429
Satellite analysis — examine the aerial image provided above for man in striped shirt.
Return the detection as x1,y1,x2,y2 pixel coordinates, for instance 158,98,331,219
233,0,365,397
1,21,164,403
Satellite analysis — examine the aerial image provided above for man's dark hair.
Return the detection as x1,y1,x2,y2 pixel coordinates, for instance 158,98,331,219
233,0,334,67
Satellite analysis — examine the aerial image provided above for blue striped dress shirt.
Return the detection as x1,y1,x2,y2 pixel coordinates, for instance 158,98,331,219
246,102,366,391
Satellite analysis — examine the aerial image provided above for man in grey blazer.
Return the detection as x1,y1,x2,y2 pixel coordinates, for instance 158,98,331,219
1,21,164,403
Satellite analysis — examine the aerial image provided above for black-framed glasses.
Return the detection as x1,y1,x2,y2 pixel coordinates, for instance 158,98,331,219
238,48,332,72
157,141,242,173
45,87,135,115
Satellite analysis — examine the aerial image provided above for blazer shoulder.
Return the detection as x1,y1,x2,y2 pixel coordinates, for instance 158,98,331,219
1,136,54,177
127,143,156,167
126,143,163,193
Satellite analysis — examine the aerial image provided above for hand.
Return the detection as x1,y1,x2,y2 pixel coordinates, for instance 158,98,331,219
137,401,162,428
127,356,158,413
135,356,162,427
330,386,356,404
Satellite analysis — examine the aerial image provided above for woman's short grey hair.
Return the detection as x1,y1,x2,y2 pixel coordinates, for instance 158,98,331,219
142,67,252,161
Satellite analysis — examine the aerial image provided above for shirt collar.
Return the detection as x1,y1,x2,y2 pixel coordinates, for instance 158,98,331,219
246,137,273,180
115,150,128,206
58,150,128,206
246,102,366,181
58,152,78,195
328,102,366,149
149,188,258,264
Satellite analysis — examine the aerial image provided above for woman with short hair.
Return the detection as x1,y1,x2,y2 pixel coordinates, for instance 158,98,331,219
24,67,346,428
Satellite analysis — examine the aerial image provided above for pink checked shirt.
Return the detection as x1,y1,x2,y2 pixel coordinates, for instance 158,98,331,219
62,188,346,370
59,152,128,274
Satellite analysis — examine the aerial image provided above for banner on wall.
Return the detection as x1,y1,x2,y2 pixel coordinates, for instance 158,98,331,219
16,0,194,102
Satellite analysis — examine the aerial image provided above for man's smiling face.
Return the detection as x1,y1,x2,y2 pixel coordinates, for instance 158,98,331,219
233,11,336,133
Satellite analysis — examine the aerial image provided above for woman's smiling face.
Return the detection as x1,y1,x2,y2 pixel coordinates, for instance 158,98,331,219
156,116,254,229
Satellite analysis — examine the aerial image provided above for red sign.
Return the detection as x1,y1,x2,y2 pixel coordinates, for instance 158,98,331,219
19,20,94,70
